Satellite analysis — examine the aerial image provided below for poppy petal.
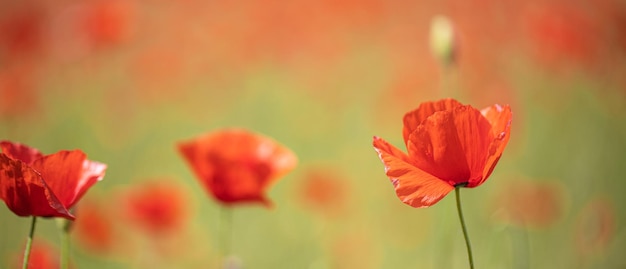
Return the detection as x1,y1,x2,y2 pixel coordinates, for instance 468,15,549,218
0,154,73,219
178,128,296,206
0,141,43,165
480,104,512,184
402,99,463,145
254,135,298,188
373,136,453,208
30,150,106,209
406,105,493,187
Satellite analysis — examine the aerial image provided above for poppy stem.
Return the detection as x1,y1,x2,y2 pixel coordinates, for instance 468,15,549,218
56,217,72,269
218,206,233,267
455,187,474,269
60,227,70,269
22,216,37,269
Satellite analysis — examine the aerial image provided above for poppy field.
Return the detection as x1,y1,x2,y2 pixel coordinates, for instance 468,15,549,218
1,1,626,268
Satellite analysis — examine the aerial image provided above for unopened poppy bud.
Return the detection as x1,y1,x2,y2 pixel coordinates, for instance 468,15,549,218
429,15,457,66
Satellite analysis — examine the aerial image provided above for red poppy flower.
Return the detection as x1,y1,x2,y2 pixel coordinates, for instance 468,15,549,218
119,180,189,235
0,141,107,220
373,99,512,208
178,128,297,206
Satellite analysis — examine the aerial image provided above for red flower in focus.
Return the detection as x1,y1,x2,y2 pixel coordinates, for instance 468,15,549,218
178,128,297,206
373,99,512,208
120,180,189,235
0,141,107,219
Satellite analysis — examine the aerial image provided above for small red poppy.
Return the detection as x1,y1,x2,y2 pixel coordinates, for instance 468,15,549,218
0,141,107,219
120,180,189,235
373,99,512,208
178,128,297,206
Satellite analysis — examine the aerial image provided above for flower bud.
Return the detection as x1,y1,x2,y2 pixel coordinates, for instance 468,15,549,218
429,15,457,66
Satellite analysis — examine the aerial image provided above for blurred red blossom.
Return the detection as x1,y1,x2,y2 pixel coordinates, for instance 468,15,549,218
73,198,116,254
491,179,564,228
296,167,349,218
0,64,40,119
0,4,45,60
522,3,602,72
81,0,135,49
48,0,135,60
373,99,512,208
14,239,60,269
574,197,616,256
119,180,190,235
0,141,106,220
178,128,297,207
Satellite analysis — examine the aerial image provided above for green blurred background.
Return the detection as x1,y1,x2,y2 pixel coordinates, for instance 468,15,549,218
1,0,625,268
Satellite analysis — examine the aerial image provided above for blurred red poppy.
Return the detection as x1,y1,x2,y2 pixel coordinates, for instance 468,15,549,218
15,240,60,269
73,199,115,254
373,99,512,208
297,168,349,218
523,3,601,71
574,197,615,256
0,64,40,118
492,179,564,228
80,0,135,50
178,129,297,206
0,141,107,220
120,180,189,235
0,5,45,59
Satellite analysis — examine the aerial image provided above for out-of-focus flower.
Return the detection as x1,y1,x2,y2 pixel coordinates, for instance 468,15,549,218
178,128,297,207
429,15,457,66
14,240,60,269
491,179,564,228
574,197,616,256
373,99,512,208
0,141,107,220
0,5,45,60
523,4,601,71
0,64,39,118
48,0,135,61
72,198,115,254
119,180,189,235
80,0,135,50
297,167,349,218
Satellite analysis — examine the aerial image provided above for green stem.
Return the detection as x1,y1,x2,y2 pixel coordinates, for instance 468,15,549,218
60,227,70,269
216,206,233,268
22,216,37,269
220,207,233,257
455,187,474,269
